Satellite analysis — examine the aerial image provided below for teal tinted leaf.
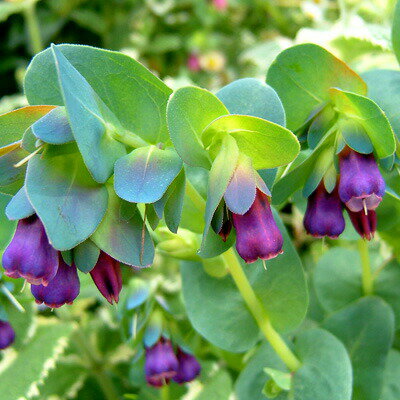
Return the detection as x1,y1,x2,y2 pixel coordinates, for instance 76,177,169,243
381,350,400,400
114,146,182,204
92,188,154,267
202,114,300,169
73,239,100,273
26,144,108,250
307,105,335,149
5,186,34,220
0,105,55,148
51,45,126,183
32,106,74,144
182,211,307,352
167,86,228,168
323,297,394,400
267,43,366,131
25,44,171,144
217,78,286,126
340,118,373,154
330,88,396,158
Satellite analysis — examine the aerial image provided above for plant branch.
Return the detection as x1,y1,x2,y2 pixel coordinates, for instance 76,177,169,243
358,239,373,296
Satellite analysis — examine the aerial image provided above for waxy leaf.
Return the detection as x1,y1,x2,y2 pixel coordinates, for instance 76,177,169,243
32,106,74,144
381,350,400,400
0,147,28,196
26,144,108,250
73,239,100,273
217,78,286,126
25,44,171,143
114,146,182,204
51,45,126,183
5,186,35,220
267,43,366,131
340,118,373,154
202,114,300,169
167,86,228,168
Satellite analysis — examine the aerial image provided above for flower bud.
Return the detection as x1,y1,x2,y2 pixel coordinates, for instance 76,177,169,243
31,254,80,308
145,337,178,387
346,208,377,241
0,320,15,350
173,348,201,384
90,251,122,305
304,183,345,238
338,147,385,212
2,215,58,286
232,189,283,263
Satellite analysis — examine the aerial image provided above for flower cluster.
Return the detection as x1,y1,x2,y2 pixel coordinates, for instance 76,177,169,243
145,337,201,387
304,147,385,240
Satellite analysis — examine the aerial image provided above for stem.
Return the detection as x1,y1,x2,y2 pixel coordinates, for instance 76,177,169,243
185,180,206,214
358,239,373,296
160,385,169,400
109,126,148,148
23,1,43,55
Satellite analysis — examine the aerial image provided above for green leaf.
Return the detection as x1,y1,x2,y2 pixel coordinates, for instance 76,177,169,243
263,368,291,397
5,186,35,220
217,78,286,126
0,146,28,196
202,114,300,169
307,105,336,149
0,106,55,148
339,118,373,154
0,321,74,400
392,0,400,65
381,350,400,400
51,45,126,183
92,188,154,267
329,88,396,158
31,106,74,144
194,367,233,400
25,144,108,250
25,44,171,144
181,211,308,352
167,86,228,168
73,239,100,273
114,146,182,203
267,43,366,131
323,297,395,400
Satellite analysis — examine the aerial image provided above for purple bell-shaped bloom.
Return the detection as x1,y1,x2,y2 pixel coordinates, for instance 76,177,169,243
90,251,122,305
232,189,283,263
0,320,15,350
173,348,201,384
2,215,58,286
31,254,80,308
346,208,377,241
145,337,178,387
304,183,345,239
338,147,385,212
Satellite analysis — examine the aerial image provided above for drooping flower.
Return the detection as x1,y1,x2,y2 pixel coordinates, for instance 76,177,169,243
90,251,122,305
2,215,58,286
346,208,377,241
304,182,345,239
338,147,385,212
0,320,15,350
232,189,283,263
31,254,80,308
173,348,201,384
145,337,178,387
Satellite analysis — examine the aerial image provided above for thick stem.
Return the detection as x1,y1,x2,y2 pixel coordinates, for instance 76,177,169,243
358,239,373,296
184,182,301,371
160,384,169,400
23,1,43,55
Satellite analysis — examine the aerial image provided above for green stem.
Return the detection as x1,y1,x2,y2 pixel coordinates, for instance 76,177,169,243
110,128,148,148
23,1,43,55
358,239,373,296
184,181,301,371
160,384,169,400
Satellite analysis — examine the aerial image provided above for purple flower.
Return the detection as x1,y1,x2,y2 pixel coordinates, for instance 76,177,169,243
346,208,377,241
90,251,122,305
338,147,385,212
0,320,15,350
173,348,201,384
31,254,80,308
2,215,58,286
145,337,178,387
187,54,201,72
304,183,345,239
232,189,283,263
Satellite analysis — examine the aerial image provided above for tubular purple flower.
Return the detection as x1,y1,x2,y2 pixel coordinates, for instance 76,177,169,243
0,320,15,350
232,189,283,263
145,337,178,388
338,147,385,212
31,254,80,308
346,208,377,241
2,215,58,286
304,183,345,239
90,251,122,305
173,348,201,384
